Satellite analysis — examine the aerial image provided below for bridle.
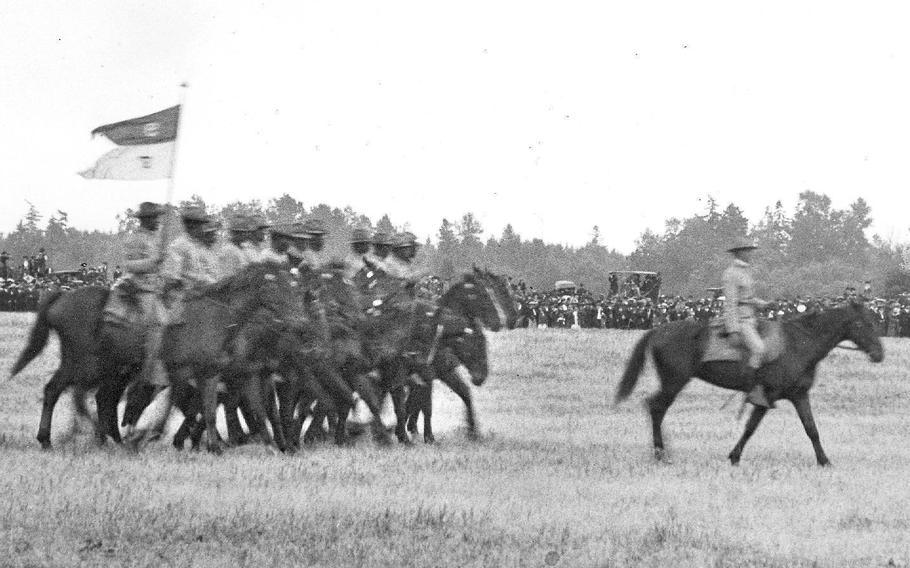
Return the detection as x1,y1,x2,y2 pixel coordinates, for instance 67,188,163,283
480,279,507,330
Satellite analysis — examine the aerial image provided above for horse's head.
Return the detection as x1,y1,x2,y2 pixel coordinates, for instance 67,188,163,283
845,300,884,363
479,268,519,329
442,269,515,331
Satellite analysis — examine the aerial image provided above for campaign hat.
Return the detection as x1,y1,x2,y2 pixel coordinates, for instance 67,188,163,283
180,206,210,224
302,219,328,236
201,220,222,233
392,231,419,248
350,228,372,243
229,214,267,233
727,237,758,252
272,222,312,240
371,231,393,246
133,202,166,218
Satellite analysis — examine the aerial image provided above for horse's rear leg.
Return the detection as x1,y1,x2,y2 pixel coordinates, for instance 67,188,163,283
199,375,227,455
260,374,289,452
220,389,249,446
95,372,129,445
791,394,830,466
728,406,768,465
238,376,276,450
37,371,68,449
389,383,412,444
646,381,688,461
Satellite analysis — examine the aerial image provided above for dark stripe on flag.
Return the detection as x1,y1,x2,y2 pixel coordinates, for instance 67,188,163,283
91,105,180,146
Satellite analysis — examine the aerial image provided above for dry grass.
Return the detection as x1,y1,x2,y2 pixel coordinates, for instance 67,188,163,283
1,312,908,567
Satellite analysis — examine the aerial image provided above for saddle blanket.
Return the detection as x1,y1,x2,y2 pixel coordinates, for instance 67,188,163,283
702,319,784,364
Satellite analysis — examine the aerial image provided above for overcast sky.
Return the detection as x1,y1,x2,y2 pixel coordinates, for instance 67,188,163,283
2,2,909,253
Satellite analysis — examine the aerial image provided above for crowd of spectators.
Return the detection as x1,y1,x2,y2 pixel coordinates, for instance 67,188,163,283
511,279,910,338
5,246,910,339
0,248,113,312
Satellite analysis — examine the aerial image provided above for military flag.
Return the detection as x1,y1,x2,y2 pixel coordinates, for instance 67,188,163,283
79,105,180,180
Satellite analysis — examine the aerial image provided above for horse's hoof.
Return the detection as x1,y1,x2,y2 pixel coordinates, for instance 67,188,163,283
373,432,393,446
818,459,831,467
424,434,436,444
728,453,741,466
466,430,481,442
38,441,51,451
206,442,225,455
653,448,668,462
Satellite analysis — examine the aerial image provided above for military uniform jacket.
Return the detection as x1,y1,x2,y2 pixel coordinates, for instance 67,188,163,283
296,250,323,271
340,253,362,280
162,234,221,289
216,241,273,279
722,259,758,332
382,256,415,279
123,227,162,292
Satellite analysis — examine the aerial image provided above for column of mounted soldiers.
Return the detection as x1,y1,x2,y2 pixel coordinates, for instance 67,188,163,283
100,201,437,449
107,201,423,384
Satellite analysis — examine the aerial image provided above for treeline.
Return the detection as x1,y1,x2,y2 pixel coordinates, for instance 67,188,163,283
629,191,910,298
0,195,628,293
2,191,910,298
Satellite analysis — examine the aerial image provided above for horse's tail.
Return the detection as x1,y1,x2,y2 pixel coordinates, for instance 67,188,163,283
11,289,63,377
614,329,654,404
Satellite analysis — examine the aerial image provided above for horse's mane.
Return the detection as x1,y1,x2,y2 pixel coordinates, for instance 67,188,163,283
783,303,857,334
202,260,288,300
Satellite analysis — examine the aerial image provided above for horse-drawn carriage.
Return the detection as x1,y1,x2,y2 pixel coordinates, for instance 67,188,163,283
608,270,661,301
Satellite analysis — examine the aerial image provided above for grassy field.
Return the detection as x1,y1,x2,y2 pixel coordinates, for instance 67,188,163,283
0,311,908,567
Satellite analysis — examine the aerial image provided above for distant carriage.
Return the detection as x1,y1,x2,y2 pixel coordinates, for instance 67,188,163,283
608,271,661,301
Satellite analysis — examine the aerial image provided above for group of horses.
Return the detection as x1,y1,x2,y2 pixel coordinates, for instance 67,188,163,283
8,260,887,465
11,262,518,454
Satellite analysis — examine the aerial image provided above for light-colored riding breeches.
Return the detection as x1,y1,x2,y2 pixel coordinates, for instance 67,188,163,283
739,320,766,369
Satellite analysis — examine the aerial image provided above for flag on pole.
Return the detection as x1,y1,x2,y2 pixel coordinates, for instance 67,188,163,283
79,105,181,180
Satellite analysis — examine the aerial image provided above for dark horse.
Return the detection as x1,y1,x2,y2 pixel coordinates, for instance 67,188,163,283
614,301,884,465
10,286,142,449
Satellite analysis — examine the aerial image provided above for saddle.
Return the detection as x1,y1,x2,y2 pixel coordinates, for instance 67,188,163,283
702,319,784,365
102,280,143,327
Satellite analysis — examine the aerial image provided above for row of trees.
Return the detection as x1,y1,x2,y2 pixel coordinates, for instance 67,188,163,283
628,192,908,298
2,192,909,298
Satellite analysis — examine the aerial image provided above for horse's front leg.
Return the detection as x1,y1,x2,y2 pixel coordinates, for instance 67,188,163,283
728,406,768,465
201,374,226,455
390,382,411,444
437,366,478,440
791,394,830,466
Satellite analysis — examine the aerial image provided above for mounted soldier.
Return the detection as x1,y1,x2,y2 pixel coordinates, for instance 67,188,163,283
299,219,328,270
161,207,222,295
371,231,393,268
344,227,373,280
102,201,167,385
218,213,272,277
384,231,420,280
722,237,772,408
270,222,311,268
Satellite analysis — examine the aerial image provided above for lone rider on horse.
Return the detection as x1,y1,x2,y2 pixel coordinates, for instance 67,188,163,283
722,237,773,408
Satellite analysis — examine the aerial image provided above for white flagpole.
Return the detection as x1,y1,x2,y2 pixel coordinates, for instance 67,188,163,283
158,82,189,254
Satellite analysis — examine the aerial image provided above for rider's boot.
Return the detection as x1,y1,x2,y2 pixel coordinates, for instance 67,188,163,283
744,366,774,409
746,383,773,409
